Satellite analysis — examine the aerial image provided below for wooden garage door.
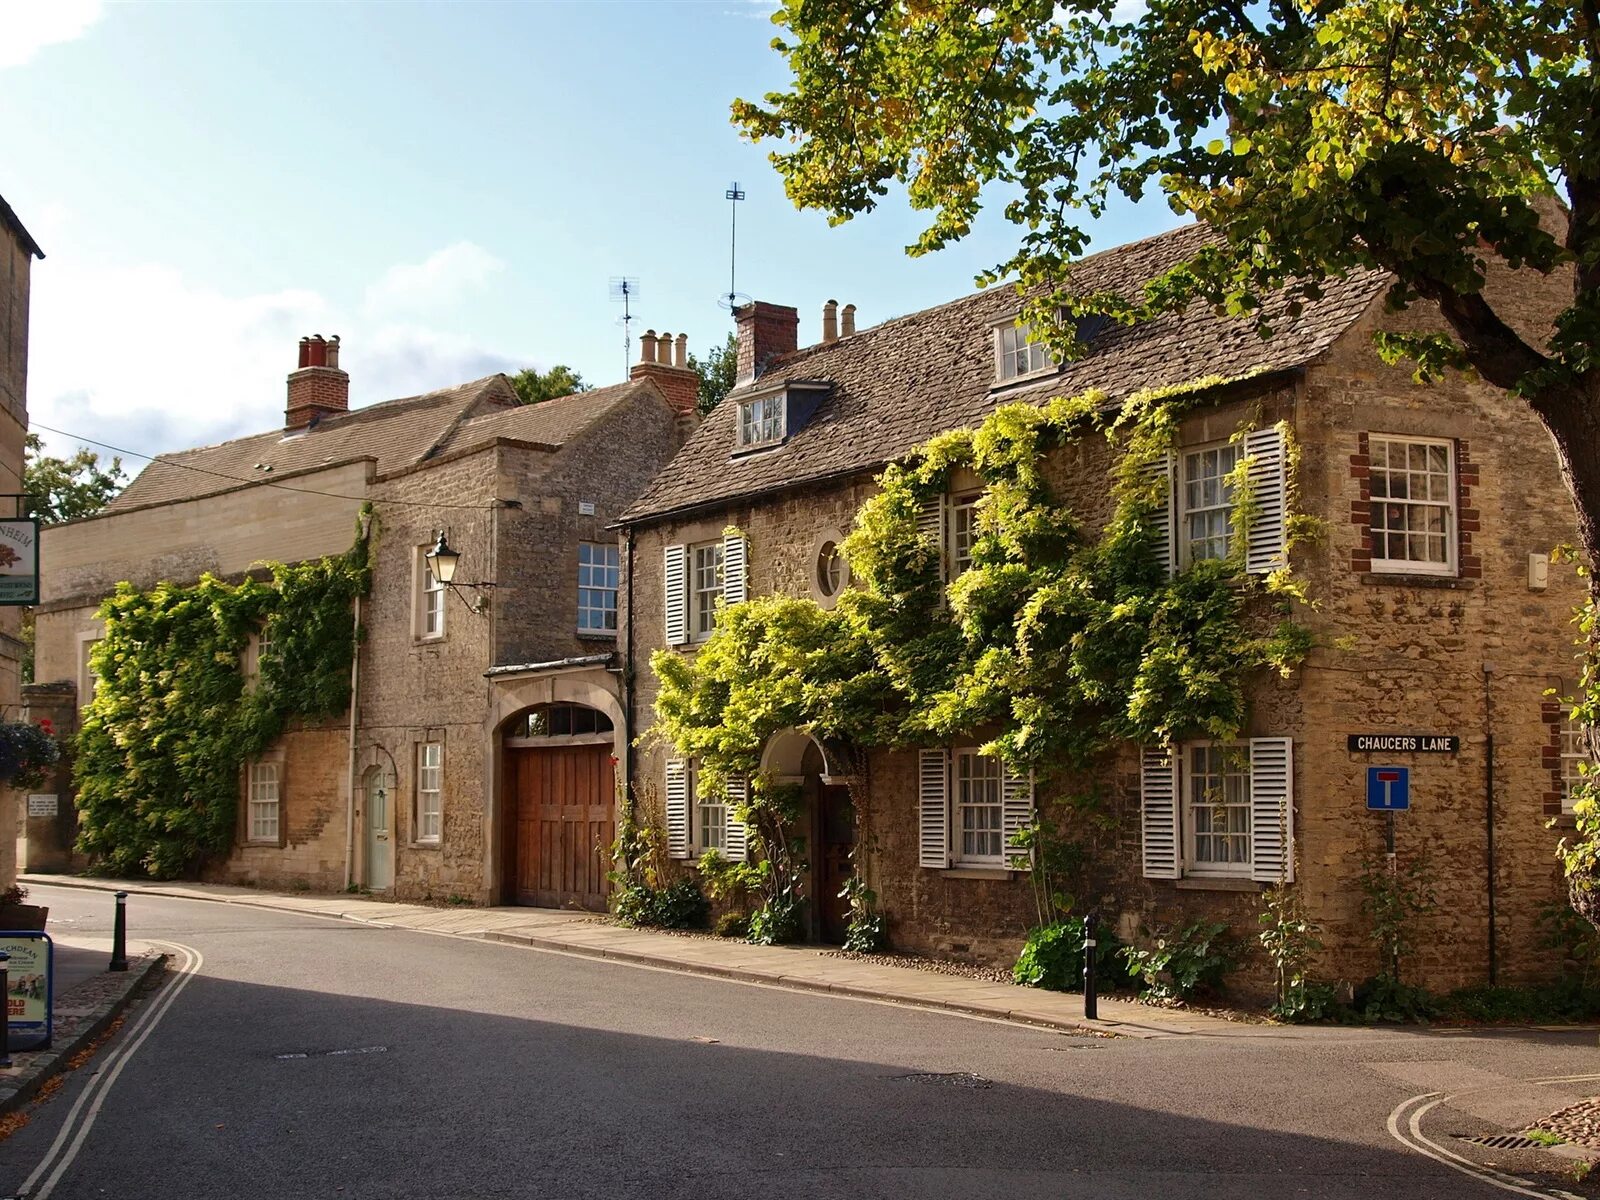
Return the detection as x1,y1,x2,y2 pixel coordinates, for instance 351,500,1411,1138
507,743,615,910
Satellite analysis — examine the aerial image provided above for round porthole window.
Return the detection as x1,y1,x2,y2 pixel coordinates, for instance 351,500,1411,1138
813,536,850,603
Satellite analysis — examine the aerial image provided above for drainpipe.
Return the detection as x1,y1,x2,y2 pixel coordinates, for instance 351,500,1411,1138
624,526,637,802
1482,661,1497,985
344,591,362,891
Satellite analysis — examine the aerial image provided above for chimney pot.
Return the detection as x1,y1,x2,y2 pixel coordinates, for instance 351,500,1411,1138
656,332,673,364
841,304,856,337
822,299,839,344
640,330,658,363
298,337,311,369
629,324,698,418
326,334,340,370
674,333,688,369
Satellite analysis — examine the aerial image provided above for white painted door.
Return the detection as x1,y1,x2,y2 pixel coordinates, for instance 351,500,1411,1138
364,766,395,891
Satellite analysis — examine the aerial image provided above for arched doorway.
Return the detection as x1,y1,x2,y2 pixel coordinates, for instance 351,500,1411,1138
362,763,396,891
501,702,616,909
762,729,854,944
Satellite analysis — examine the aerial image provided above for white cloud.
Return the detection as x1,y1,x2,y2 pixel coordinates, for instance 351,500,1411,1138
2,0,103,70
361,241,504,318
25,240,525,465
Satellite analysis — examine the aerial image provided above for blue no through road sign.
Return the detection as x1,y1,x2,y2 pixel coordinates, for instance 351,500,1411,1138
1367,766,1410,811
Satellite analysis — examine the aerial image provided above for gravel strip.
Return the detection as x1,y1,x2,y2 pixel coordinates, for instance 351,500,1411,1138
1531,1097,1600,1148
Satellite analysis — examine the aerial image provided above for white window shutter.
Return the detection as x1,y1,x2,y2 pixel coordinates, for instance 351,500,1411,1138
723,774,749,862
916,496,947,578
723,530,749,606
663,544,688,646
918,749,950,868
664,759,690,860
1244,426,1288,575
1249,737,1294,884
1143,453,1176,577
1001,764,1035,872
1140,745,1181,879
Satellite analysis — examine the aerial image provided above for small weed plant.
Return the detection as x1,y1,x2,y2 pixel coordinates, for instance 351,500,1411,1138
1122,921,1237,1001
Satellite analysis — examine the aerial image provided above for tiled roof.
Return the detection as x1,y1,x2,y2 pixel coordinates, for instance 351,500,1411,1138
105,376,653,515
621,222,1388,524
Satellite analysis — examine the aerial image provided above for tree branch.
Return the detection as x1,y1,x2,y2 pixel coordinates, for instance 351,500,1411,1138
1411,281,1555,394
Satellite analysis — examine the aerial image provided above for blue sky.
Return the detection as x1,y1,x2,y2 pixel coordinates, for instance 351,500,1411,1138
3,0,1172,464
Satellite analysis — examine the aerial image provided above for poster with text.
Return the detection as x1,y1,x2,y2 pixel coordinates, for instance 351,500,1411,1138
0,935,49,1027
0,520,39,605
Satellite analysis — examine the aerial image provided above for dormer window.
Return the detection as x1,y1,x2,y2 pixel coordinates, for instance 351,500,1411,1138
737,391,786,449
994,320,1054,383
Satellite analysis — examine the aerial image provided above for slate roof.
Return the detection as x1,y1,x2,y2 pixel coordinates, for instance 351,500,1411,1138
621,222,1389,525
106,375,655,515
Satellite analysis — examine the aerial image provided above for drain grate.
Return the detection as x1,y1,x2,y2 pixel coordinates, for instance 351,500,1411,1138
894,1071,992,1089
1458,1134,1550,1151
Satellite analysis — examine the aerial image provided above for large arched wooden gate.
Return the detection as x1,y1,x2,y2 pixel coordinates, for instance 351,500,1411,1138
502,704,615,910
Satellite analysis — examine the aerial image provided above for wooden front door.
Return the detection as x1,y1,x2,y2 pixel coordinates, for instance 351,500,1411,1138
506,743,615,910
817,783,854,944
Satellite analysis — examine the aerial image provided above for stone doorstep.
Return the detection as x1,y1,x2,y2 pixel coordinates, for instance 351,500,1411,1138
0,949,167,1115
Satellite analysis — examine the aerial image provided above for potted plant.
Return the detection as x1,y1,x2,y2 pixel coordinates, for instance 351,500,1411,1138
0,885,46,931
0,719,59,793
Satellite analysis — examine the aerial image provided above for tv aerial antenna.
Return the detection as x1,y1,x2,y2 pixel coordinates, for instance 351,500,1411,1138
717,181,751,314
609,276,641,377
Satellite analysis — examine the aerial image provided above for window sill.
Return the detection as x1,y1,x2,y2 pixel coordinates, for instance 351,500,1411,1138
410,840,442,851
989,368,1061,393
1360,572,1471,590
576,630,618,641
414,634,448,645
1173,876,1263,893
730,441,786,459
940,866,1014,881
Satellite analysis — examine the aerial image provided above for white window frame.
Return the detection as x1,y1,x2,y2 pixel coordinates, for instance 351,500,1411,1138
577,541,620,634
1181,741,1253,878
690,763,728,854
77,631,103,707
810,530,852,606
737,391,786,449
247,761,281,844
691,541,725,642
993,319,1054,384
1177,441,1242,567
1561,708,1593,815
954,749,1005,866
415,742,443,844
948,493,980,578
417,544,446,640
1368,434,1457,576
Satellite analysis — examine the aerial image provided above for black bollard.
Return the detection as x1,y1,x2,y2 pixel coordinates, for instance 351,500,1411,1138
1082,912,1098,1021
0,950,13,1068
109,891,128,973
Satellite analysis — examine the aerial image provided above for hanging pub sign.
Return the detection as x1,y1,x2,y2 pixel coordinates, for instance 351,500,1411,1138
1347,733,1460,754
0,519,39,606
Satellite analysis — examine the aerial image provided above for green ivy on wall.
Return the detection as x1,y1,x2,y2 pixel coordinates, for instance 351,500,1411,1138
651,381,1316,790
74,511,373,879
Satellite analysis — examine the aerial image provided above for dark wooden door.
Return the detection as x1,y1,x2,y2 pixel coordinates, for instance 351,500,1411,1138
818,783,854,944
507,743,615,910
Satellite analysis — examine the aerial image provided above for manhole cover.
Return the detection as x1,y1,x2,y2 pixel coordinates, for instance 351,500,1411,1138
894,1071,992,1089
1458,1134,1550,1150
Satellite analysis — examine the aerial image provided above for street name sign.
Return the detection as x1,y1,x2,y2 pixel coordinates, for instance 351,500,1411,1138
1348,734,1459,754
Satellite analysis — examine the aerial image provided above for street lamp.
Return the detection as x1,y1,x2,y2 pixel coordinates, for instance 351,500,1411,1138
425,530,495,613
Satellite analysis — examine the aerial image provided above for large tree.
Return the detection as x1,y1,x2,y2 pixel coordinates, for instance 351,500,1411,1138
733,0,1600,903
689,333,739,415
24,433,125,524
734,0,1597,564
506,364,591,406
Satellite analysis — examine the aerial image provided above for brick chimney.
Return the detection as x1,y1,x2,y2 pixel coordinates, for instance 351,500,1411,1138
286,334,349,429
734,301,799,384
629,328,700,418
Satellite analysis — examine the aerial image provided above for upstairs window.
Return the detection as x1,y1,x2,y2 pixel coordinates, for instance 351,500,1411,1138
995,321,1053,382
949,494,980,576
1180,443,1241,565
692,542,725,641
737,392,786,449
577,542,620,633
1369,436,1455,574
418,545,446,639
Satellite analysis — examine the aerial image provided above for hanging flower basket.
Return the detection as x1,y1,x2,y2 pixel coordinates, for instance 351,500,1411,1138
0,720,60,793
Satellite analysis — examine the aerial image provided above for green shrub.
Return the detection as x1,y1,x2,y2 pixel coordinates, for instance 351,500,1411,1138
1122,921,1236,1001
714,911,750,938
747,893,802,945
1353,973,1437,1022
1271,980,1339,1023
841,875,887,952
1014,918,1127,992
613,879,708,930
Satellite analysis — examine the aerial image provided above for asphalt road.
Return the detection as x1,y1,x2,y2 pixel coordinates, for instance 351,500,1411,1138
0,884,1592,1200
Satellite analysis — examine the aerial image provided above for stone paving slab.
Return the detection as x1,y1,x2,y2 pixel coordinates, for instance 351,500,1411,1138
0,937,166,1114
25,874,1261,1039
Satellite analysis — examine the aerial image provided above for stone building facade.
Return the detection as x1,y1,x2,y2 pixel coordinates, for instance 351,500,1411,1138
618,223,1588,994
0,195,42,888
33,335,692,903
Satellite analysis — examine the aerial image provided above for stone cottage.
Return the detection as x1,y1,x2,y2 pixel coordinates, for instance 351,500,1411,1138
33,332,697,905
618,221,1589,992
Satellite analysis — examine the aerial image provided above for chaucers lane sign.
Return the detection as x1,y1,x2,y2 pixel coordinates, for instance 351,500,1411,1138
1347,733,1459,754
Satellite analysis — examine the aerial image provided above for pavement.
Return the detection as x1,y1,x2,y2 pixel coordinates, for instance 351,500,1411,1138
23,873,1288,1039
